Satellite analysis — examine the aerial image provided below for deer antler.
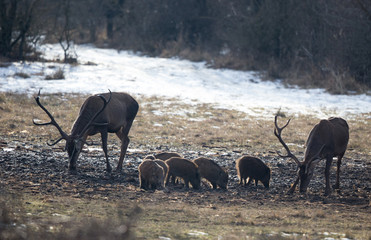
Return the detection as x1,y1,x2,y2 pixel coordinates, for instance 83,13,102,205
274,115,301,166
33,90,69,144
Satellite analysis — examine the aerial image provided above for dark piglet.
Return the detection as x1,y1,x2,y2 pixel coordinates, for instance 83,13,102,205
154,152,182,161
145,152,180,184
142,155,169,179
138,160,165,190
193,157,228,189
236,156,271,188
154,160,168,177
143,155,155,160
165,157,200,189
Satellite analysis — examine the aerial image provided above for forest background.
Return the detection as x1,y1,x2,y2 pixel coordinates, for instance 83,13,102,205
1,0,370,94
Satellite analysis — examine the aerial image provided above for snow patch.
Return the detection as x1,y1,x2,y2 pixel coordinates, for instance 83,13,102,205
0,44,370,119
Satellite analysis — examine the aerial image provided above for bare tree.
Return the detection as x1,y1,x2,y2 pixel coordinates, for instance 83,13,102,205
58,0,75,63
0,0,40,59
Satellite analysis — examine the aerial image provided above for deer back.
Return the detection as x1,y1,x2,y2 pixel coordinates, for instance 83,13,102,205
71,92,138,136
304,117,349,162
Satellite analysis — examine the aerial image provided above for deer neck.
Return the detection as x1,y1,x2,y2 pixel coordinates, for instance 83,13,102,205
70,113,95,138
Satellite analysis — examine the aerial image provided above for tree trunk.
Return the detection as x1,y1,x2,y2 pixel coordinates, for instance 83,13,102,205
0,0,17,57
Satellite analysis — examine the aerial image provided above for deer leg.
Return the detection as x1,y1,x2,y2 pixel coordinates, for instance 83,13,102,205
100,129,112,173
115,121,134,172
334,153,344,189
117,136,129,171
324,156,333,196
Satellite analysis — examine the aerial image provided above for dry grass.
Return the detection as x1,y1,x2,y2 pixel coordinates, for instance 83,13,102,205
1,191,369,239
0,193,138,240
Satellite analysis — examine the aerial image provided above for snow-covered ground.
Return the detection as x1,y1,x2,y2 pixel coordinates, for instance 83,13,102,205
0,44,370,119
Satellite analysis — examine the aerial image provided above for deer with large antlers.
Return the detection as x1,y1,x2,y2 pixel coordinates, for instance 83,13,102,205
33,90,139,173
274,115,349,195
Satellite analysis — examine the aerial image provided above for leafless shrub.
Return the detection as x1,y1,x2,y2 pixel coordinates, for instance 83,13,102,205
14,72,30,78
45,68,65,80
275,108,286,118
327,69,363,94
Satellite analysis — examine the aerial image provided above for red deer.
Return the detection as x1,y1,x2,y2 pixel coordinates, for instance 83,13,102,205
33,90,139,173
274,116,349,195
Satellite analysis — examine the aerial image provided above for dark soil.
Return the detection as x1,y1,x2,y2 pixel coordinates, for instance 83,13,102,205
1,140,370,206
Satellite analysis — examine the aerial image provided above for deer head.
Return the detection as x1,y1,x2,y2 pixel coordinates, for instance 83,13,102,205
274,115,324,193
33,90,111,171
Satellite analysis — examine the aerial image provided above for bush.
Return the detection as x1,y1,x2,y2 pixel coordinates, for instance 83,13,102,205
45,68,65,80
14,72,30,78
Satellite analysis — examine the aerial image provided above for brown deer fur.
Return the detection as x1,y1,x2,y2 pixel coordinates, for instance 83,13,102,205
274,116,349,195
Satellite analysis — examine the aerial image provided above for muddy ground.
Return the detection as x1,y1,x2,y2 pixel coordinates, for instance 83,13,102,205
0,142,370,205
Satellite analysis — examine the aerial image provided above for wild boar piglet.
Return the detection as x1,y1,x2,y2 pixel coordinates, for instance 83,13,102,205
236,156,270,189
193,157,228,189
138,160,165,190
154,152,182,161
154,160,169,177
165,157,200,189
